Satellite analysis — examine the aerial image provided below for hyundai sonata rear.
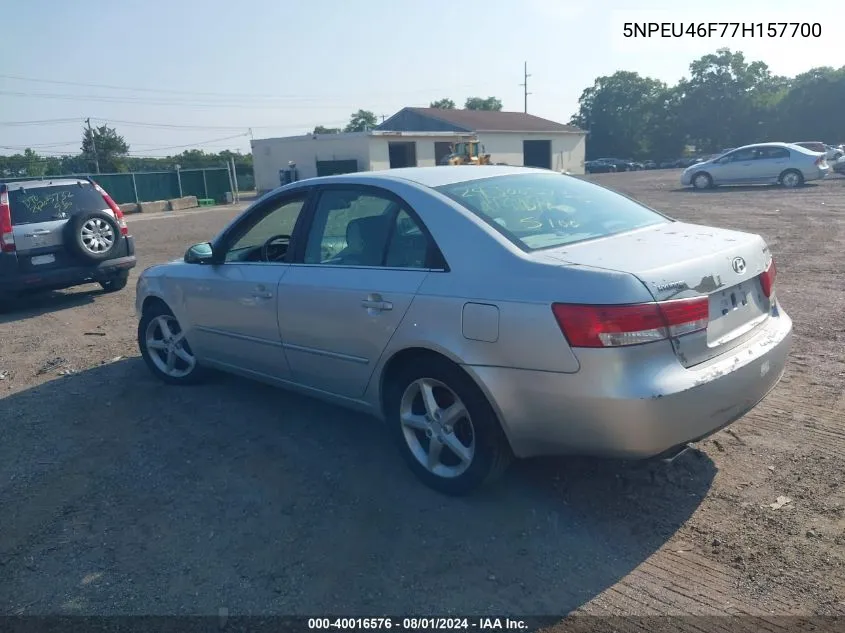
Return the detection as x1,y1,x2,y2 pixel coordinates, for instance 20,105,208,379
436,172,792,463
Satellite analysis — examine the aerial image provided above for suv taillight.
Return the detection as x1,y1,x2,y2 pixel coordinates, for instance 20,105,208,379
91,181,128,236
0,186,14,253
552,297,709,348
759,258,776,298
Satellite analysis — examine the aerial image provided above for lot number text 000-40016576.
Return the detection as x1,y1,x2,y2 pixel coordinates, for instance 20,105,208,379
307,617,529,630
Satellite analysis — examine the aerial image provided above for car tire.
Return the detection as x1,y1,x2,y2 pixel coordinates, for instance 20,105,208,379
692,172,713,190
66,210,121,263
99,271,129,293
779,169,804,188
138,302,207,386
384,356,513,496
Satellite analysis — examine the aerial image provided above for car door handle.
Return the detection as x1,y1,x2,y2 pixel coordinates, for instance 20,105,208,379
361,296,393,311
251,285,273,299
28,229,51,235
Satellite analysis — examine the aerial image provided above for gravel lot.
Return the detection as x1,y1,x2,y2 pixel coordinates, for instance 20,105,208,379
1,170,844,622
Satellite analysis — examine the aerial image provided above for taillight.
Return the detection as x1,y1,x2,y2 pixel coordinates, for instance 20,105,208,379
0,186,14,253
815,156,826,167
92,181,128,236
552,297,709,348
759,258,776,298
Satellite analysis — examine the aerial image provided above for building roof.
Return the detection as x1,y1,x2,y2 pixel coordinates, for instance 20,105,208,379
379,107,582,134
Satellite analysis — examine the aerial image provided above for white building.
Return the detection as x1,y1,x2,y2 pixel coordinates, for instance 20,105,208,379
251,107,586,193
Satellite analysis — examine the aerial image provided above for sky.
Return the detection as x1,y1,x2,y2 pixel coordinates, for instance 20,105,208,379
1,0,840,157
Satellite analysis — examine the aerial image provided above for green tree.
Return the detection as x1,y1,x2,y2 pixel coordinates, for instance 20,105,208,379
644,86,686,160
313,125,341,134
771,66,845,142
570,71,671,159
23,148,47,177
429,98,456,109
82,124,129,173
344,110,377,132
677,48,778,152
464,97,503,111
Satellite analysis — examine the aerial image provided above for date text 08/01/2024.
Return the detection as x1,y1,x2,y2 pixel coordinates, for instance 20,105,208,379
307,617,529,631
622,22,822,38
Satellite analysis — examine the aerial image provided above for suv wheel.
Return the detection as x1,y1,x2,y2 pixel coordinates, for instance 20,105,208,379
100,271,129,293
138,303,206,385
67,211,120,263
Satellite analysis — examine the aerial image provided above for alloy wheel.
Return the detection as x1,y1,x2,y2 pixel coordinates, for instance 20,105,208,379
145,314,196,379
399,377,476,479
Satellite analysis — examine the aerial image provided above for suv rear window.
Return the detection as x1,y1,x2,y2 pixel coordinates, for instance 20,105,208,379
435,172,668,251
8,182,107,225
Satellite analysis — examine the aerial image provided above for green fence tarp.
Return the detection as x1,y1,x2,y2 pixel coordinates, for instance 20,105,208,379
0,168,238,204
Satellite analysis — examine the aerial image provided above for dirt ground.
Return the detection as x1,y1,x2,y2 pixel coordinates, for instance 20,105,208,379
1,170,843,623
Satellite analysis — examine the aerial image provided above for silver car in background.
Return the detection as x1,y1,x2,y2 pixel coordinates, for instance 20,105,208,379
681,142,829,189
135,166,792,495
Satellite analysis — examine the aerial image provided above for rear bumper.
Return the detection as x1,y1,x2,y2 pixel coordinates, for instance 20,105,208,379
0,237,136,294
466,307,793,460
807,166,830,181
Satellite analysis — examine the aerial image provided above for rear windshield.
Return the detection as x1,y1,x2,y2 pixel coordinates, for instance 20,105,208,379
435,173,668,251
8,182,107,225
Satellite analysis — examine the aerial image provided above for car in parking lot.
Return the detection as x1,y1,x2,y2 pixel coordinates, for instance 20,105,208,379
0,178,136,303
681,142,830,189
135,166,792,495
585,159,617,174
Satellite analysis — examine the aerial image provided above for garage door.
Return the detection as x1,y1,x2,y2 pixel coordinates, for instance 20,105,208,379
523,140,552,169
316,159,359,177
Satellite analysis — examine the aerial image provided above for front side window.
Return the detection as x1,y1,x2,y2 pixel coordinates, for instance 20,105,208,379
436,173,667,251
728,148,758,162
224,196,306,263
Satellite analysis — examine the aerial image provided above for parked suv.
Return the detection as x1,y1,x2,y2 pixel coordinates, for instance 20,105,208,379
0,178,136,301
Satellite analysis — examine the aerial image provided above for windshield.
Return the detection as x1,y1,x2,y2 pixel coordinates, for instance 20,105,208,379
435,173,668,251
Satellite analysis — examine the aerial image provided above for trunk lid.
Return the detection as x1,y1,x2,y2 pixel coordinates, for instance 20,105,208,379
538,221,774,367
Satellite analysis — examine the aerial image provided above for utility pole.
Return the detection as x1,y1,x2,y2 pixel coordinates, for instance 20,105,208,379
519,61,531,114
85,117,100,174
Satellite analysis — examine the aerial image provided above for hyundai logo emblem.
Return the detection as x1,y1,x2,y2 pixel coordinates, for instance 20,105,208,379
732,257,747,274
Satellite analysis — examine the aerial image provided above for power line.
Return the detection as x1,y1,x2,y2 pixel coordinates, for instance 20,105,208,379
90,117,348,131
0,73,491,101
125,133,250,154
0,90,370,109
0,141,79,149
0,117,82,127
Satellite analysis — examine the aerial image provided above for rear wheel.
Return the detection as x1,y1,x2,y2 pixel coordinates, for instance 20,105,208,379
99,271,129,293
385,356,513,495
138,302,206,385
780,169,804,188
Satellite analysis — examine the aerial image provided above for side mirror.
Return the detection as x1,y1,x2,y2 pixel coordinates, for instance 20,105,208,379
185,242,214,264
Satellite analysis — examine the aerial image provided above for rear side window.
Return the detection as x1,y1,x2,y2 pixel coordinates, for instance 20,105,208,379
435,173,667,251
8,183,107,225
758,147,790,160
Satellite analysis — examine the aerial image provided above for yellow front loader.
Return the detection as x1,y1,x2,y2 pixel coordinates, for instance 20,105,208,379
440,140,492,165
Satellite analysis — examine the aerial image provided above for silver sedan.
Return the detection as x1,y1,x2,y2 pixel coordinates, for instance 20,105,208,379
681,142,830,189
135,166,793,495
